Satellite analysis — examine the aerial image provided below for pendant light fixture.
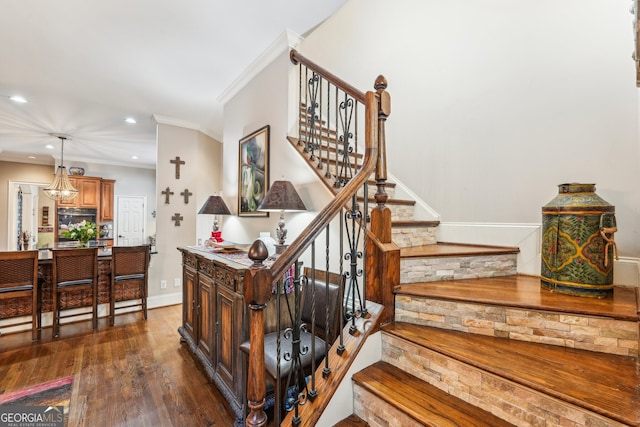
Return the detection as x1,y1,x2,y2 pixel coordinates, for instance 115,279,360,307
44,133,78,201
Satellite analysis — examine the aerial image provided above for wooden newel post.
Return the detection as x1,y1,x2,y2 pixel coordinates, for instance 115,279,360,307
366,75,398,325
244,240,272,427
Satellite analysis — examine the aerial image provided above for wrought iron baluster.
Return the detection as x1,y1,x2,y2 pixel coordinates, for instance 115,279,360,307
306,72,321,160
343,194,365,334
323,224,332,377
336,92,355,188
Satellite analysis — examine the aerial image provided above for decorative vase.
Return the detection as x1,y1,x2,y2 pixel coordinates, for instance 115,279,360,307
258,232,276,257
78,240,89,248
540,183,617,298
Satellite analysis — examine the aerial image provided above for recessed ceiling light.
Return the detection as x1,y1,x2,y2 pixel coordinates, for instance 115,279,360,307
9,95,27,103
28,155,36,159
45,144,54,149
131,155,139,160
125,117,137,124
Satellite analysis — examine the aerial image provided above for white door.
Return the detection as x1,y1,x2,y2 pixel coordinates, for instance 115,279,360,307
116,196,146,246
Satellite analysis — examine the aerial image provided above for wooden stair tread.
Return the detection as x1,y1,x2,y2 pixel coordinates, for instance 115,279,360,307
395,274,639,321
333,414,369,427
382,323,640,426
353,361,514,427
392,220,439,228
400,242,519,259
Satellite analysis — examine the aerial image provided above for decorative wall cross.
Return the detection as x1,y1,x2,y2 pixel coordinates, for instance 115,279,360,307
180,189,193,204
161,187,174,204
170,156,186,179
172,213,184,226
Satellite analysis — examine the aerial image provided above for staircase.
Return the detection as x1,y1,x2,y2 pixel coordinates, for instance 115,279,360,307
291,115,639,427
277,52,639,427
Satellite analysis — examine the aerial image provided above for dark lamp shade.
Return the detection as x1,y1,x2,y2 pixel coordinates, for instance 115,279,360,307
258,180,307,212
198,195,231,215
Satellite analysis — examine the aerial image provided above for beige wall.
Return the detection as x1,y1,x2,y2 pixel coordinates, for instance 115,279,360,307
0,161,54,251
299,0,640,259
221,48,330,248
152,123,222,304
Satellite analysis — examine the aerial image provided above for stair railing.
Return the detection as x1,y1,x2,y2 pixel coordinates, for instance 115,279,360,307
243,49,393,427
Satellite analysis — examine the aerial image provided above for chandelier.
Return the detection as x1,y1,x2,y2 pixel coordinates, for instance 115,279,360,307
44,133,78,201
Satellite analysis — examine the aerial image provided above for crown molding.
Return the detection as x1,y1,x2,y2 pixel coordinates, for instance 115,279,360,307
217,29,304,105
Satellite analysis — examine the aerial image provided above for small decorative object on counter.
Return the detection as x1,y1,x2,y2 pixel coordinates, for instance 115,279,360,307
61,220,97,247
258,232,276,257
541,183,618,298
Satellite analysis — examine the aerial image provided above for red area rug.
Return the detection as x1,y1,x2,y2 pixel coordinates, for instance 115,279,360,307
0,376,73,422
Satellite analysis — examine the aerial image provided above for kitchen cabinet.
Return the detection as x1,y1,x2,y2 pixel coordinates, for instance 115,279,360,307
178,247,249,424
100,179,115,222
56,176,101,209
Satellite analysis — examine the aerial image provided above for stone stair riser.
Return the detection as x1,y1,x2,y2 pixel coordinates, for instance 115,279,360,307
352,385,423,427
394,296,639,357
400,254,517,284
381,333,627,427
391,227,437,248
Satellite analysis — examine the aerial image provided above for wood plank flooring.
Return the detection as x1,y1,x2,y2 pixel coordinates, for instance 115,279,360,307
0,305,237,427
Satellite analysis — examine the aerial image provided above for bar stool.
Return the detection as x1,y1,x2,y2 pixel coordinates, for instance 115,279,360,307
51,247,98,337
0,250,40,340
110,245,150,326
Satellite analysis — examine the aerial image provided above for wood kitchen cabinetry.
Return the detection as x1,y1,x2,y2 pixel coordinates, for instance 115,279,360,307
100,179,115,222
56,176,101,208
178,247,249,423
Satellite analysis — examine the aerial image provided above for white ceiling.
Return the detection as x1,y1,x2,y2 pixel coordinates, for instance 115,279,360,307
0,0,347,169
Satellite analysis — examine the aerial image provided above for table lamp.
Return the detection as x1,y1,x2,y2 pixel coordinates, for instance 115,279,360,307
258,180,307,254
198,195,231,242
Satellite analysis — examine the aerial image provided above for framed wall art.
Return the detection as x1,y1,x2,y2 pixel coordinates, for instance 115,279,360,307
238,125,270,216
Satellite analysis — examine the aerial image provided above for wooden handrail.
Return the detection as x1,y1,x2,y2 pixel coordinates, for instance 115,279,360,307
245,51,393,426
290,49,367,104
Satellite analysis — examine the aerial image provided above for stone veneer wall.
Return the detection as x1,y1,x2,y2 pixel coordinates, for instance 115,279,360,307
392,226,437,248
395,295,638,357
382,334,627,427
400,254,517,283
353,385,424,427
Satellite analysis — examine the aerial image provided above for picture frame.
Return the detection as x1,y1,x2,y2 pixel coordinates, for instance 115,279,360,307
238,125,270,216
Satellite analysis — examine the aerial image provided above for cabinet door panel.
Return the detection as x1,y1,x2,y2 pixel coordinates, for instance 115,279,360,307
100,179,115,221
216,285,235,388
197,274,215,361
77,178,100,208
183,266,196,341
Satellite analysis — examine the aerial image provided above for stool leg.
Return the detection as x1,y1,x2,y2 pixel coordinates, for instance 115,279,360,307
92,281,98,330
53,286,59,338
110,279,115,327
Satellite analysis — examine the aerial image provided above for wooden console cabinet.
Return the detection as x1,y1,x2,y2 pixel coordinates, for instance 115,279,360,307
178,247,249,424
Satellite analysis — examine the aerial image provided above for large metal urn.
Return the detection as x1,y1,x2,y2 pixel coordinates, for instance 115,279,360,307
540,183,617,297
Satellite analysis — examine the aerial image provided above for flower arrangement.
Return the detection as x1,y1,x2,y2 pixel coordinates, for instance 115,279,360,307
61,220,97,247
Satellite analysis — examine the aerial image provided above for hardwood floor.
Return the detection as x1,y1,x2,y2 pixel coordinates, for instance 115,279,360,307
0,305,237,426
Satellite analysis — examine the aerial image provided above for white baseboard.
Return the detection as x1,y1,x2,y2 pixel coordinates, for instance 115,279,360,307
148,292,182,309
